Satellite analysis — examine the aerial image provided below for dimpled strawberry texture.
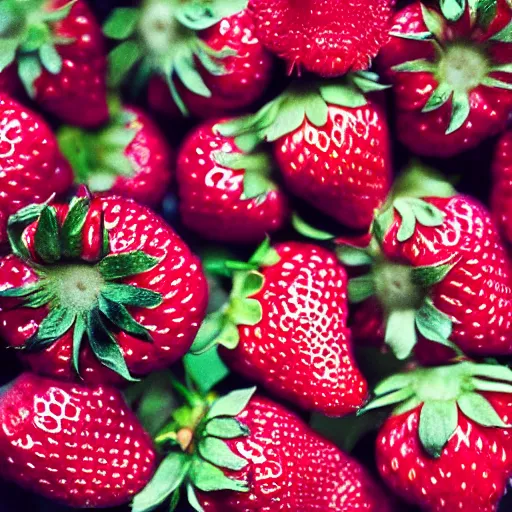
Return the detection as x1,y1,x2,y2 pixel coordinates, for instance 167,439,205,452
221,243,368,416
0,373,155,508
377,393,512,511
177,119,288,243
0,95,72,245
0,196,208,385
248,0,393,76
199,396,392,511
492,130,512,246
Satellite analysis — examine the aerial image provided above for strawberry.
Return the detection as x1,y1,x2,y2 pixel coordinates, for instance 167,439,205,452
363,361,512,511
58,102,173,208
190,239,367,416
217,73,392,231
104,1,272,118
343,193,512,364
0,94,72,245
0,193,208,385
492,130,512,246
248,0,393,77
176,118,289,243
378,0,512,157
0,372,156,508
132,387,392,512
0,0,109,128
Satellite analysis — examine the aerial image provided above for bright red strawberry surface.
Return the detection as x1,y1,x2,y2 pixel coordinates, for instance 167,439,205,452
248,0,393,76
492,130,512,246
0,95,72,245
378,1,512,157
0,195,208,385
0,373,156,508
177,119,288,243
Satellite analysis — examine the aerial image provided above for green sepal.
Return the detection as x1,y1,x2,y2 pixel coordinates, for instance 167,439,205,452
23,287,54,309
132,452,191,512
175,0,248,31
205,418,250,439
372,206,396,243
34,206,61,264
292,213,334,241
101,283,163,308
374,374,414,396
415,297,453,345
440,0,466,22
336,245,374,267
228,297,262,326
418,400,458,458
98,250,160,280
24,306,75,351
390,31,433,41
72,313,86,377
206,387,256,420
187,484,204,512
7,202,47,259
391,59,437,73
0,283,41,299
457,392,509,427
411,260,456,288
190,312,229,354
60,197,90,259
39,43,62,74
422,82,453,113
174,46,211,98
385,309,417,360
359,386,415,415
347,275,375,303
421,4,446,40
42,1,77,23
190,458,248,493
198,437,248,471
446,90,471,134
249,237,280,268
393,198,445,242
184,347,230,395
107,40,143,88
103,8,140,40
169,488,181,512
490,19,512,42
476,0,498,29
18,55,42,98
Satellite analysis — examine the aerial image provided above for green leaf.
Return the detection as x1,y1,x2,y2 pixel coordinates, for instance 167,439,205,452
99,251,159,280
319,83,366,108
336,245,373,267
132,452,190,512
18,55,42,97
415,298,453,343
304,93,329,126
190,312,227,355
34,206,61,263
359,387,415,414
184,347,230,394
419,400,458,458
423,83,453,112
205,418,249,439
198,437,248,471
446,90,470,134
72,313,86,376
411,261,454,288
108,40,142,88
265,100,306,142
25,307,76,351
187,483,204,512
292,213,334,241
60,197,90,259
102,283,163,308
190,458,248,493
490,20,512,42
391,59,436,73
421,4,446,39
0,39,18,73
457,392,508,427
348,275,375,303
440,0,466,21
385,309,418,360
86,308,137,381
39,44,62,74
175,49,211,98
103,8,140,40
207,387,257,420
229,298,262,326
98,295,152,341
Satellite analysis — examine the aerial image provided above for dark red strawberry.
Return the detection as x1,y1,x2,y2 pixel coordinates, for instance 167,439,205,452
248,0,393,77
58,103,173,208
190,239,367,416
104,2,272,118
0,194,208,385
218,73,392,231
492,130,512,246
0,372,156,508
0,0,109,127
176,118,288,243
132,387,393,512
364,361,512,511
378,0,512,157
342,193,512,364
0,94,72,245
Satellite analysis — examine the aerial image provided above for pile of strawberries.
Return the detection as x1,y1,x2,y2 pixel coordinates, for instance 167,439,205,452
2,0,512,511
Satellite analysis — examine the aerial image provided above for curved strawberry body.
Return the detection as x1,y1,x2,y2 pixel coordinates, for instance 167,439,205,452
378,1,512,157
0,95,72,245
491,130,512,245
0,373,156,508
176,119,288,243
0,195,208,385
274,100,392,230
248,0,393,77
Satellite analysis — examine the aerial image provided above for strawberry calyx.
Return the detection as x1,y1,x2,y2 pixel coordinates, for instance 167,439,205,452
133,386,256,512
189,238,279,355
216,71,389,148
103,0,247,115
391,2,512,134
361,361,512,457
0,196,164,380
0,0,76,96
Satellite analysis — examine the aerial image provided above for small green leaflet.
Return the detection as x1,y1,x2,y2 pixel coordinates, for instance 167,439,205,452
198,437,248,470
207,387,257,420
457,392,509,427
419,400,458,458
190,458,248,492
103,8,140,40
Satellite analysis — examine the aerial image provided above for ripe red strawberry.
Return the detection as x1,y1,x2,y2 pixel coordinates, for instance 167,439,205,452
248,0,393,77
378,0,512,157
104,2,272,118
0,194,208,385
365,361,512,511
218,74,392,231
133,387,392,512
176,118,289,243
0,372,156,508
0,94,72,245
492,130,512,246
58,103,173,208
190,240,367,416
0,0,109,128
343,194,512,363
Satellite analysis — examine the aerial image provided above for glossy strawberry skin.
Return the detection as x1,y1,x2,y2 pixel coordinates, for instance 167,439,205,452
0,95,72,245
108,106,173,208
0,196,208,385
0,373,156,508
355,196,512,362
177,119,288,243
274,101,392,230
378,1,512,157
222,242,368,416
377,393,512,511
199,396,392,511
148,10,272,118
248,0,393,77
